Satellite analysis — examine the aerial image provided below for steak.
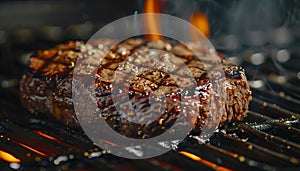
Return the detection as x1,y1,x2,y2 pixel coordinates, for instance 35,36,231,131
20,38,252,138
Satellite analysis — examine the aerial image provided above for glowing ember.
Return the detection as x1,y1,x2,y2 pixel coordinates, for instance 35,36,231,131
17,143,48,157
0,150,21,163
34,131,58,141
34,130,81,151
99,139,118,147
179,151,232,171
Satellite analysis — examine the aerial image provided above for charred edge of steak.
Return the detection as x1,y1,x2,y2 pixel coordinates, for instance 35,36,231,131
20,42,81,118
20,38,252,139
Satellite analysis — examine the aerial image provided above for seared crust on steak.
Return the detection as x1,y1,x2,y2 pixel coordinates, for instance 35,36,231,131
20,39,251,138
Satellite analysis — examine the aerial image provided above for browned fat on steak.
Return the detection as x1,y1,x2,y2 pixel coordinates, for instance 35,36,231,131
20,38,251,138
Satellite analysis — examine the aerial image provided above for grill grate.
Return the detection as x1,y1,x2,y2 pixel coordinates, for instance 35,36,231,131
1,81,300,171
1,48,300,171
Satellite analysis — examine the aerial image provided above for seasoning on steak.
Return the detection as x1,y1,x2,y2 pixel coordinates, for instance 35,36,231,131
20,38,252,138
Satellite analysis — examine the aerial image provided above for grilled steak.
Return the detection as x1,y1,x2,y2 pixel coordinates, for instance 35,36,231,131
20,38,251,138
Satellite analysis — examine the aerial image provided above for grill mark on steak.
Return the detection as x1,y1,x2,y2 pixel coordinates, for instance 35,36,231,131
20,38,252,139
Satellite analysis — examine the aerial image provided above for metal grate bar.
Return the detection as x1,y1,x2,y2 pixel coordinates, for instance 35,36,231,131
234,123,300,160
251,88,300,113
267,80,300,100
178,137,272,171
249,98,299,119
0,120,71,157
210,132,298,166
155,151,216,171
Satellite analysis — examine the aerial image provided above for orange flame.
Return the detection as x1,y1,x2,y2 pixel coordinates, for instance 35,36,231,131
189,12,210,40
0,150,21,163
143,0,163,40
179,151,232,171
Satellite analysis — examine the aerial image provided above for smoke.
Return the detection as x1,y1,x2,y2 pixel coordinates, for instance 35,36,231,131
227,0,283,46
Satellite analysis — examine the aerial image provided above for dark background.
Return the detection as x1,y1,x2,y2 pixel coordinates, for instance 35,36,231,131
0,0,299,77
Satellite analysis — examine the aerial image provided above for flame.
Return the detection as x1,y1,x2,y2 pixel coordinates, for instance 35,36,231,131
0,150,21,163
143,0,163,40
189,12,210,40
179,151,232,171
